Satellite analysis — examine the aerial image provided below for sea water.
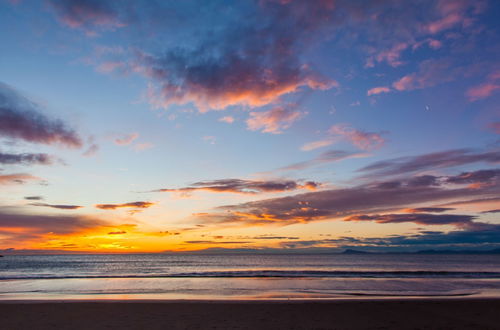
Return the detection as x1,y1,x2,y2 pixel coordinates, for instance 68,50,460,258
1,253,500,300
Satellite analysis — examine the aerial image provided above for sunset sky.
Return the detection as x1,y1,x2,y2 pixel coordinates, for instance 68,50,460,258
1,0,499,253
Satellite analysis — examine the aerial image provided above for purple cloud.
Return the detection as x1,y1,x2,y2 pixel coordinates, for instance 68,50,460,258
0,82,82,148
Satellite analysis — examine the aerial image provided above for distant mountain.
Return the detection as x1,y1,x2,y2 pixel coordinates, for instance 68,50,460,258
341,249,371,254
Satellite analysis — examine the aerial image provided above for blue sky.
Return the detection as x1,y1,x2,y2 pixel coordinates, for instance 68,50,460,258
0,0,499,253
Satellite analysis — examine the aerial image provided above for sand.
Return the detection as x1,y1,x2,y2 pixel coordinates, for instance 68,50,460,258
1,298,499,329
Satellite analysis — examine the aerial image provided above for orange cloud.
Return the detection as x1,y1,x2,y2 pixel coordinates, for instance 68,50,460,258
246,105,305,134
367,86,391,96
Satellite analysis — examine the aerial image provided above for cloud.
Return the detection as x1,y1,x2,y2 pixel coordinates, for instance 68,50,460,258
0,210,128,248
0,152,58,165
301,124,385,152
481,209,500,214
0,173,40,185
218,116,235,124
277,150,368,172
92,2,338,112
367,86,391,96
0,211,108,236
359,148,500,177
0,82,82,148
202,136,216,145
95,201,155,210
133,142,153,151
404,207,455,213
194,168,500,227
365,42,409,68
46,0,125,32
29,203,83,210
300,138,337,152
344,213,476,227
466,70,500,101
422,0,486,35
446,169,500,187
489,122,500,134
392,59,455,91
277,224,500,251
82,143,99,157
24,196,44,201
246,105,305,134
114,132,139,146
329,124,386,150
107,230,127,235
153,178,320,195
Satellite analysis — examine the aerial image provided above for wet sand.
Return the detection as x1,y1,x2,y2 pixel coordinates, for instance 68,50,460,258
1,298,499,329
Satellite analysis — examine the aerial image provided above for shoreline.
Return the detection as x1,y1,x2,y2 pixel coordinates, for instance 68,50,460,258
1,298,499,329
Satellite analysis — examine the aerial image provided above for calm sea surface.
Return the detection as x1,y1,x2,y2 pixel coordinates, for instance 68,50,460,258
1,254,500,300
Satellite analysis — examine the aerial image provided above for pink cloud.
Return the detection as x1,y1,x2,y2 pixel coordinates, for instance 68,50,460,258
421,0,485,35
466,70,500,102
219,116,235,124
133,142,153,151
114,133,139,146
392,59,454,91
367,86,391,96
246,106,305,134
366,42,408,68
489,122,500,134
329,124,386,151
47,0,125,32
466,84,500,102
300,138,336,152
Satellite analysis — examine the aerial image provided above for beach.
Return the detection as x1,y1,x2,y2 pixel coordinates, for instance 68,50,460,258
1,298,500,330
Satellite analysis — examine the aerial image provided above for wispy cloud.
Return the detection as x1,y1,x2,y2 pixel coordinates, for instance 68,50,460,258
95,201,155,210
153,178,319,195
359,148,500,177
0,82,82,148
246,105,305,134
0,152,59,165
218,116,235,124
30,203,83,210
0,173,41,185
114,132,139,146
466,70,500,101
277,150,368,172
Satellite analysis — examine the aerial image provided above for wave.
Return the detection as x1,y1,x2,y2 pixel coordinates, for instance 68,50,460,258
2,270,500,280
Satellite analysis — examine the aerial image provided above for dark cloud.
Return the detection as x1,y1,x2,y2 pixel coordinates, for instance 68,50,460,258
481,209,500,214
277,224,500,251
446,169,500,185
29,202,83,210
24,196,44,201
0,82,82,148
184,241,251,245
107,230,127,235
0,211,107,235
0,152,58,165
359,149,500,177
277,150,367,172
405,207,455,213
344,213,475,227
95,201,154,210
154,179,320,195
407,175,441,187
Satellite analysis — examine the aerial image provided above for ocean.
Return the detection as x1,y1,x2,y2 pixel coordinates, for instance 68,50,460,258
1,253,500,300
